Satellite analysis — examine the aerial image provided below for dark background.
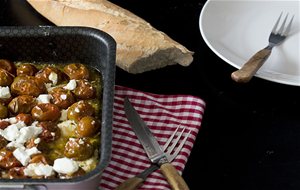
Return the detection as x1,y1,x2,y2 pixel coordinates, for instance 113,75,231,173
1,0,300,190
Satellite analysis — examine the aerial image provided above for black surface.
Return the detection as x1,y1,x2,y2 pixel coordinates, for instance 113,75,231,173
1,1,300,190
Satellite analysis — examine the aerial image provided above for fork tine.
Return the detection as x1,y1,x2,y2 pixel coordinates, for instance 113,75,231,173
271,12,283,33
165,126,185,155
283,15,294,36
277,13,289,34
168,129,191,161
162,125,180,151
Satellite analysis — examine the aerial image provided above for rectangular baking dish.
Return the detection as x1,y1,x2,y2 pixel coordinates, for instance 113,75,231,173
0,26,116,190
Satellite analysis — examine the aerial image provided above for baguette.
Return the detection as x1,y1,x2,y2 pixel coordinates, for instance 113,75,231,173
27,0,193,73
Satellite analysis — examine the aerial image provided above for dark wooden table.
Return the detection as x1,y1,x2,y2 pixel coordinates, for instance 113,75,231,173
1,1,300,189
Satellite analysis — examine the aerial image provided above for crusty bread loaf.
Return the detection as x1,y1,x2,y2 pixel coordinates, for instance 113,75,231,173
27,0,193,73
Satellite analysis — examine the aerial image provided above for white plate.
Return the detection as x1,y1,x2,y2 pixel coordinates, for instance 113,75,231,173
199,0,300,86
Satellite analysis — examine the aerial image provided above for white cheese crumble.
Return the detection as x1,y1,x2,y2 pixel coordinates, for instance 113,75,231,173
13,147,40,166
37,94,52,104
45,83,52,90
16,126,43,144
0,124,20,141
2,117,18,124
34,138,41,144
53,157,79,175
0,86,11,99
60,94,67,100
24,163,54,177
1,121,42,145
59,109,68,121
57,120,77,137
6,141,25,149
49,72,58,85
63,79,77,91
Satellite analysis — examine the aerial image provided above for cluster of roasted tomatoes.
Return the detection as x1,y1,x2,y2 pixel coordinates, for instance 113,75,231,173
0,59,101,179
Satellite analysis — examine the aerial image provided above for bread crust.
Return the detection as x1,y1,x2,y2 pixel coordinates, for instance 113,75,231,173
27,0,193,73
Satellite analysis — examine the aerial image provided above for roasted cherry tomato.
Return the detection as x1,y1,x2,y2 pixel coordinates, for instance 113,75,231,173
49,87,75,109
0,104,8,119
73,80,95,100
31,103,61,121
37,121,61,142
8,95,37,114
16,63,38,76
67,101,95,121
35,66,63,85
63,63,89,80
0,68,14,86
0,59,16,75
16,113,34,126
0,121,10,130
0,136,7,150
76,116,100,137
11,76,46,97
8,167,27,179
0,148,22,169
64,138,94,161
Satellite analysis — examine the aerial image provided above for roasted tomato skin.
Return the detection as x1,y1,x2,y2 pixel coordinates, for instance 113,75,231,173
0,148,22,169
73,80,95,100
63,63,89,80
31,103,61,122
0,104,8,119
67,101,95,121
11,76,46,97
8,95,37,114
64,138,94,161
76,116,100,137
35,66,64,85
0,59,16,75
37,121,61,142
8,167,27,179
16,63,38,76
0,68,14,86
49,87,76,109
16,113,34,125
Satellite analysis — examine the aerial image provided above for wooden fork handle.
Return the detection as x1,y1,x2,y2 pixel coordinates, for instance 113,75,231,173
160,163,190,190
114,176,144,190
231,48,272,83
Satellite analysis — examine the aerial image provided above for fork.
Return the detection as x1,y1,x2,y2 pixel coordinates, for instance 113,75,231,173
114,125,191,190
231,12,294,83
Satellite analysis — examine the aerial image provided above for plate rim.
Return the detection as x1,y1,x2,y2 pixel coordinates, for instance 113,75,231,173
199,0,300,86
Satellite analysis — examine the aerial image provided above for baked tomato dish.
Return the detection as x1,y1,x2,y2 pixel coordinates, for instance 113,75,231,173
0,59,102,179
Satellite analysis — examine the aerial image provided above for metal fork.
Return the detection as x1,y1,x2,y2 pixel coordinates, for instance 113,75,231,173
231,12,294,83
115,125,191,190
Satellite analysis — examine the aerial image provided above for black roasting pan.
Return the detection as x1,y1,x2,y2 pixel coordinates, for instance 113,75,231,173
0,26,116,190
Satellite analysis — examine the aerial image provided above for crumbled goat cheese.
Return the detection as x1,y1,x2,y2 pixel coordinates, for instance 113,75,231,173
63,79,77,90
13,147,40,166
0,124,20,141
60,94,67,100
37,94,52,104
53,157,79,175
59,109,68,121
48,72,58,85
0,86,11,99
24,163,54,177
57,120,77,137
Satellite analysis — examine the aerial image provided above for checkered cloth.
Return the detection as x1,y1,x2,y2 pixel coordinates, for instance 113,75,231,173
99,85,205,190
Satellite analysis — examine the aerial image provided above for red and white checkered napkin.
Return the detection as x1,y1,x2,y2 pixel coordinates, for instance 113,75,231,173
99,85,206,190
